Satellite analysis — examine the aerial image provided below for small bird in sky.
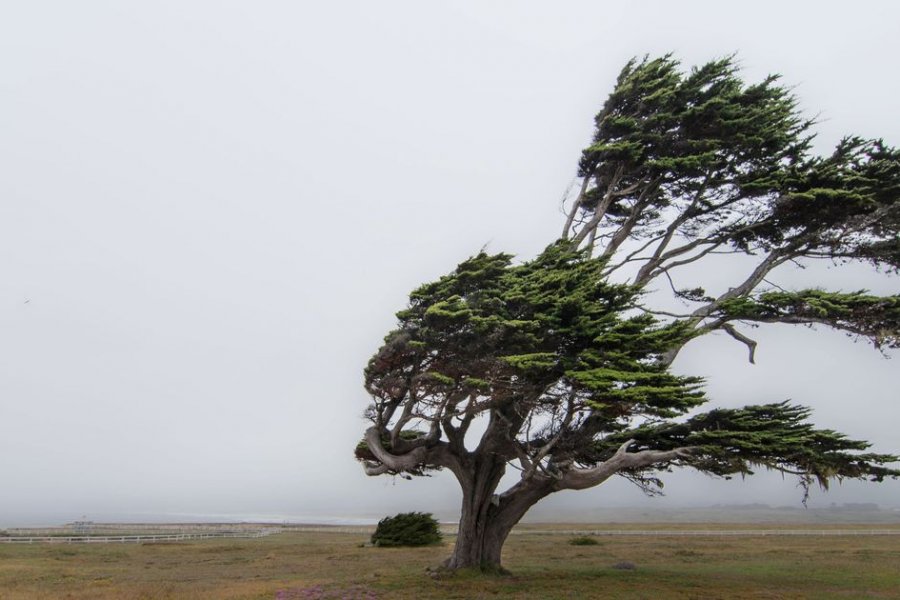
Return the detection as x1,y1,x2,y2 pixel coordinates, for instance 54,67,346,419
24,299,30,304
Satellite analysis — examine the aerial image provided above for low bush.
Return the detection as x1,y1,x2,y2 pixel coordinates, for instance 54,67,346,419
568,536,600,546
371,512,442,547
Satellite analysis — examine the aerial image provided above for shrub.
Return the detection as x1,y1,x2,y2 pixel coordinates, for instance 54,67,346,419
371,512,442,547
568,536,600,546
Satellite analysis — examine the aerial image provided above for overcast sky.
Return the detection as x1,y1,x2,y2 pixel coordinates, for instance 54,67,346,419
2,1,898,527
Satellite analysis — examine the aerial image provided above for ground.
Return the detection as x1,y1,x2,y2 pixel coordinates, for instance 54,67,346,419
1,524,898,599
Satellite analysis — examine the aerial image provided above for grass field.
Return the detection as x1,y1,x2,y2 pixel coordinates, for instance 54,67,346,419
1,525,898,599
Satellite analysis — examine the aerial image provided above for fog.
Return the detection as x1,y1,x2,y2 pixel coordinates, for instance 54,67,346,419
2,1,898,527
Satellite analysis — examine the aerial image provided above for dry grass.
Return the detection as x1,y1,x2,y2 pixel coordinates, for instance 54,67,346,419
1,526,898,599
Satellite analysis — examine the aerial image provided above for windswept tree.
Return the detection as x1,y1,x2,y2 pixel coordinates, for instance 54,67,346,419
356,55,900,572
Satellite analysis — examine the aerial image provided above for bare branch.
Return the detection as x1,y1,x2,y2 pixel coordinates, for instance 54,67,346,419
598,177,662,259
721,322,759,364
633,305,693,319
561,175,592,239
635,172,713,281
602,234,667,277
522,390,578,481
390,389,418,446
570,166,627,246
363,462,392,476
654,235,715,265
364,426,428,474
691,249,793,321
640,242,723,285
657,251,791,367
557,440,695,490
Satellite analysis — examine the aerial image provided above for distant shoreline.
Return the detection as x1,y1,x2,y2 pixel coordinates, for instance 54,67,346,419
4,503,899,530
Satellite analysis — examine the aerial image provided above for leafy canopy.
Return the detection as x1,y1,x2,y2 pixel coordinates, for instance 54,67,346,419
359,244,898,494
357,54,899,520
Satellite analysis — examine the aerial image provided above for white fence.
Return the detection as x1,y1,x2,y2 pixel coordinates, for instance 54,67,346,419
0,529,280,545
266,526,900,537
520,528,900,537
3,526,897,544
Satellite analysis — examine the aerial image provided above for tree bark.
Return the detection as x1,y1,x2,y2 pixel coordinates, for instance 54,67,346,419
443,453,507,571
444,490,504,570
443,461,552,571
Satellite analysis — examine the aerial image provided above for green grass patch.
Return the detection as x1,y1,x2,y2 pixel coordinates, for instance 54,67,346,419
0,526,898,599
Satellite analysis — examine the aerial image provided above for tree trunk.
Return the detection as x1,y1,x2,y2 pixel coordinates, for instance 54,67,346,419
443,453,507,571
444,464,552,572
444,491,507,571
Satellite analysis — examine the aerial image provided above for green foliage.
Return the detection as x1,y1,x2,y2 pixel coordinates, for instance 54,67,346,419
359,54,899,530
363,243,898,492
577,55,811,238
371,512,442,548
599,402,899,500
574,56,899,278
733,138,900,270
365,244,704,452
716,289,900,348
568,536,600,546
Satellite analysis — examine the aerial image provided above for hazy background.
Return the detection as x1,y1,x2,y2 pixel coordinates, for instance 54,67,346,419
2,1,898,527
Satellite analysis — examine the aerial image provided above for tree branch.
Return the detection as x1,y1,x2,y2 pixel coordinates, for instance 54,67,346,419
557,440,695,490
634,173,713,281
561,175,592,239
521,390,578,481
602,233,667,277
570,166,626,246
364,426,429,474
640,242,723,286
720,322,758,364
598,178,662,259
